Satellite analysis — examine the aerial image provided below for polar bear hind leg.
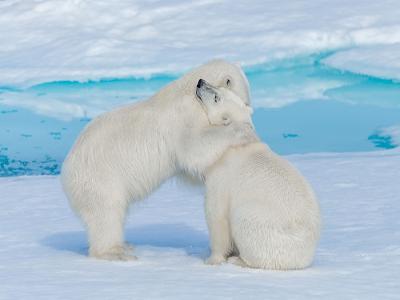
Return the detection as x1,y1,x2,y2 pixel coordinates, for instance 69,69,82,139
74,188,136,261
231,210,314,270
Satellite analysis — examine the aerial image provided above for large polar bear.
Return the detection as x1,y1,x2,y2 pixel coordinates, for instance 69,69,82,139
61,60,257,260
203,101,321,269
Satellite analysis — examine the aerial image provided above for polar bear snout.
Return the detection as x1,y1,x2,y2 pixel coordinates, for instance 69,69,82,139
196,78,218,103
195,78,254,129
195,79,205,101
197,78,205,88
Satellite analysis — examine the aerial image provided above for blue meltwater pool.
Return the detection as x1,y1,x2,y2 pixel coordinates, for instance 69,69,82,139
1,53,400,175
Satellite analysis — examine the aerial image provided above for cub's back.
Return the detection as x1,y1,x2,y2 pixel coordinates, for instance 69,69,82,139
216,143,319,222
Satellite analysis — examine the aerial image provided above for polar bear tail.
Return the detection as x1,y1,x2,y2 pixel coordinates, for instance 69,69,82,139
231,212,319,270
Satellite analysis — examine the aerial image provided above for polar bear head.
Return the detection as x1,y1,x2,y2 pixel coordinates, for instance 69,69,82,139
179,59,251,107
195,78,253,127
195,59,251,107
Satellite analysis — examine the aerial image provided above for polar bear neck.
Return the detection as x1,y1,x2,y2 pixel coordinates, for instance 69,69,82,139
205,142,272,178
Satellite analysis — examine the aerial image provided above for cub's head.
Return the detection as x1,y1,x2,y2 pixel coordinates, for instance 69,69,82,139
195,78,253,127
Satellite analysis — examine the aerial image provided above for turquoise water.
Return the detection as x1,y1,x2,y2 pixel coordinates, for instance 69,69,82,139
1,53,399,176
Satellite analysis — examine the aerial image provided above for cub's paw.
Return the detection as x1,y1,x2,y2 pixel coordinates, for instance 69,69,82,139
227,256,248,268
205,254,226,265
123,243,135,253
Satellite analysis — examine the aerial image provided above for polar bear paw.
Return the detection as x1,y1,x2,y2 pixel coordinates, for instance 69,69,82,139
96,252,137,261
91,245,137,261
123,243,135,253
205,254,226,265
227,256,248,268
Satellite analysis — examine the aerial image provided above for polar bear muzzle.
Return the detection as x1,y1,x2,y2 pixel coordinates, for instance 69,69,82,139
196,79,220,104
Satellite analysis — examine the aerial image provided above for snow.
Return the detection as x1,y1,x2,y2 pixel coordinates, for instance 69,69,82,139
1,1,399,296
1,150,400,299
323,44,400,81
1,0,400,87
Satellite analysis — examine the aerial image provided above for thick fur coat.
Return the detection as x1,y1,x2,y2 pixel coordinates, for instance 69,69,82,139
204,143,321,270
197,87,321,270
61,60,255,260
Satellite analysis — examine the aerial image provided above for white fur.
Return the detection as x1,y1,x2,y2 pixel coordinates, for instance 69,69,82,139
60,60,256,260
204,142,321,270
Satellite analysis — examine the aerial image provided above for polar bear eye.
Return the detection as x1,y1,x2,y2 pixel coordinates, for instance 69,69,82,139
224,76,233,88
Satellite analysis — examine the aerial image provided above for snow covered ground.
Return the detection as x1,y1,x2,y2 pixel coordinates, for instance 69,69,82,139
1,1,399,297
1,150,399,299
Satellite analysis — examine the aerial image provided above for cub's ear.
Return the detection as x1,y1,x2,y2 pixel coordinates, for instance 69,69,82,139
196,79,220,103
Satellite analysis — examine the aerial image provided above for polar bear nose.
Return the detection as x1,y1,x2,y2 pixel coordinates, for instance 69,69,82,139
197,79,205,88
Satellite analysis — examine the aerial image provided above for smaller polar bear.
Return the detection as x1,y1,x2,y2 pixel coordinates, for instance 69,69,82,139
202,102,321,270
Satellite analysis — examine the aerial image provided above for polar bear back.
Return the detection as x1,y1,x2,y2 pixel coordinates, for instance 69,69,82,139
62,100,180,202
206,142,321,269
209,142,320,228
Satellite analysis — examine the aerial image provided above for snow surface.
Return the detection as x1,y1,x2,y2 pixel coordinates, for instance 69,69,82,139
1,2,399,297
1,150,400,299
1,0,400,87
324,45,400,81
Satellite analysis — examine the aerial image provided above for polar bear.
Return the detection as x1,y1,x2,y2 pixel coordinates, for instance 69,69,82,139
203,106,321,269
61,60,257,260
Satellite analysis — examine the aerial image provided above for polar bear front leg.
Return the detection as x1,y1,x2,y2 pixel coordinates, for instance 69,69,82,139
204,187,232,265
